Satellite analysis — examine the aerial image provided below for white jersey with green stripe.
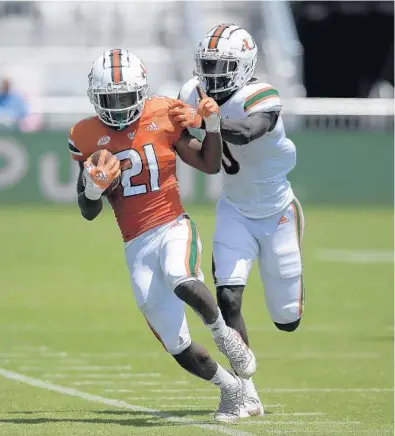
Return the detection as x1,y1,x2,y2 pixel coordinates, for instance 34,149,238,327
179,77,296,218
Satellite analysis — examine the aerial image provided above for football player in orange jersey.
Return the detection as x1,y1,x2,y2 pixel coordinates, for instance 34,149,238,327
67,49,257,422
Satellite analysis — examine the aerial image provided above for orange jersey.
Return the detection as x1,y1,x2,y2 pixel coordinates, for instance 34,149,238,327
68,96,185,242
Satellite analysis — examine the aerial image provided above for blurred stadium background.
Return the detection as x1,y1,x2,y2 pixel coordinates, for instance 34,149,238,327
0,0,393,204
0,1,393,435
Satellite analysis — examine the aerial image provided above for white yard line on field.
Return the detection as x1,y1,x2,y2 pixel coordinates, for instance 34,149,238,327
0,367,253,436
16,358,89,365
104,388,201,393
0,349,74,359
36,353,69,358
143,388,216,393
8,339,388,362
26,349,383,361
158,404,284,409
80,352,161,358
20,365,133,371
125,398,325,414
317,249,394,263
115,387,392,394
42,373,160,379
255,352,381,360
159,404,215,408
12,346,50,351
128,396,220,400
76,381,189,386
259,388,393,393
247,325,336,333
150,403,285,409
271,412,325,417
0,353,31,358
239,430,391,435
246,420,361,425
260,325,391,333
74,381,138,386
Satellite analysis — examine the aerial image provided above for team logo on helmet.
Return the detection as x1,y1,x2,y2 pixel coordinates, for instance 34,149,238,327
242,38,255,51
140,62,147,78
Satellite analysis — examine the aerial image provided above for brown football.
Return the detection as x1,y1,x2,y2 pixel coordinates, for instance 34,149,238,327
89,149,120,196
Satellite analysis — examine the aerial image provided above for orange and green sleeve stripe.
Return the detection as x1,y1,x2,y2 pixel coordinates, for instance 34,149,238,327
244,87,279,112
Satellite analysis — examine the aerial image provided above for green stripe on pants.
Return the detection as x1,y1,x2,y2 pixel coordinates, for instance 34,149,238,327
188,219,198,277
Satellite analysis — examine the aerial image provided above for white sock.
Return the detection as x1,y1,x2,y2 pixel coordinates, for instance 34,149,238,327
207,310,229,337
241,377,259,400
241,377,255,393
210,364,237,389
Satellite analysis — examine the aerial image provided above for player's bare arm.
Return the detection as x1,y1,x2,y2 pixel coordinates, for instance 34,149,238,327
220,111,279,145
170,87,222,174
174,128,222,174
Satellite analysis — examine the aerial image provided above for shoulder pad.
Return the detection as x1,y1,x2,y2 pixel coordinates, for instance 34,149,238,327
142,96,183,142
68,116,100,161
242,82,282,115
179,77,200,106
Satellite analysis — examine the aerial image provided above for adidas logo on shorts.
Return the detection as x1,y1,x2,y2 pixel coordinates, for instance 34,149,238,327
278,216,289,225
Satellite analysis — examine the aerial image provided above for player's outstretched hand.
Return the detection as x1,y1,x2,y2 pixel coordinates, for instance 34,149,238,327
84,152,121,191
196,86,221,133
169,100,202,129
196,86,219,117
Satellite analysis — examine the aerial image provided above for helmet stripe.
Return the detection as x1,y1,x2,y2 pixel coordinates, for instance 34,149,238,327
208,24,229,49
229,26,242,36
110,49,122,84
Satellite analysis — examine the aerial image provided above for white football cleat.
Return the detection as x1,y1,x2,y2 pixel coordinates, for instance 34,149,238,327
214,373,243,423
239,378,264,418
214,327,256,379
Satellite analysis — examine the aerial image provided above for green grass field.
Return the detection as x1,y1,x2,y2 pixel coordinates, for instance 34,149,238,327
0,204,393,436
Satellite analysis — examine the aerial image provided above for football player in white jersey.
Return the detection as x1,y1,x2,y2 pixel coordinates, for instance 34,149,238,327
179,24,305,417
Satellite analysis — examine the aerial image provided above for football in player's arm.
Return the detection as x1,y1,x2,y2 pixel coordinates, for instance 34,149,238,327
75,86,222,222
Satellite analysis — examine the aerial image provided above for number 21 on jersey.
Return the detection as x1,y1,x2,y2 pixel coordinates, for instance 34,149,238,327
115,144,160,197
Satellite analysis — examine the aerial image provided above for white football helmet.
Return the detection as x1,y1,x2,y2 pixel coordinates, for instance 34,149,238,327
87,49,149,129
194,24,258,100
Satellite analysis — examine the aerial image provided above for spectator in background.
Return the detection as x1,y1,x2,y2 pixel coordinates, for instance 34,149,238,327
0,78,28,130
0,78,41,131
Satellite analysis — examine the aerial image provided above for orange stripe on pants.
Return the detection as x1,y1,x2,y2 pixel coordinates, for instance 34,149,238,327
144,316,167,351
291,200,304,317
